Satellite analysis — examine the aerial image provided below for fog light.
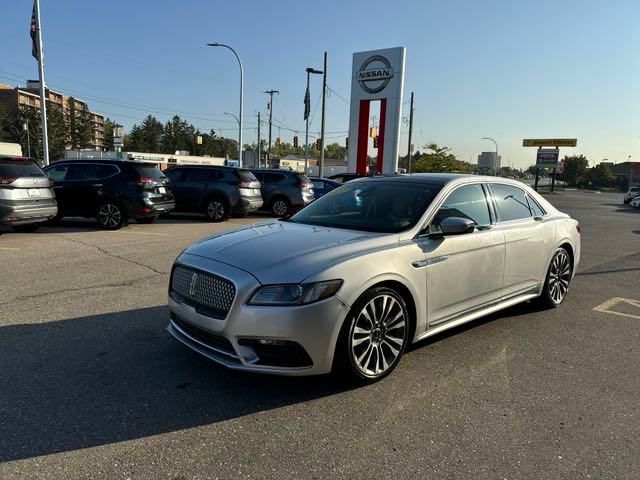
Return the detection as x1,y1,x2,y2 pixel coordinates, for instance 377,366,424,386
257,338,288,345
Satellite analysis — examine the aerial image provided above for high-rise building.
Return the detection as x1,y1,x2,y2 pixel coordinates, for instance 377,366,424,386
0,81,105,150
477,151,502,172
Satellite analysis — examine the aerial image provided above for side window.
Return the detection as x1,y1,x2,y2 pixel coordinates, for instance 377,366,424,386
262,173,281,184
186,168,214,182
431,184,491,233
312,180,324,190
527,194,546,217
252,171,264,182
491,184,532,222
211,169,223,181
164,168,184,182
95,164,119,179
46,165,69,181
65,164,98,181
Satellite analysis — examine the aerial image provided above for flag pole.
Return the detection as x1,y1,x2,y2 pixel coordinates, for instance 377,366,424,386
34,0,49,166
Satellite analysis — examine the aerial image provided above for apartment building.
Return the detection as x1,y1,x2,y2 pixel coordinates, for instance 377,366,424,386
0,81,105,150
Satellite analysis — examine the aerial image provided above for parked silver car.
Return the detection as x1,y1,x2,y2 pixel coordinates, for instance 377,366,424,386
167,174,581,382
0,156,57,232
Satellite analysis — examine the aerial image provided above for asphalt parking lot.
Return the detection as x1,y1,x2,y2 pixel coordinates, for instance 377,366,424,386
1,191,639,480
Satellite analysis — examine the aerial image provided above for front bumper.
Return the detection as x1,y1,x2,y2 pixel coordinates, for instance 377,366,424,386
166,254,350,376
0,199,58,225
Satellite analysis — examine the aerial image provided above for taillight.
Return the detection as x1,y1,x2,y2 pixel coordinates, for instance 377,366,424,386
0,176,17,185
298,179,312,189
137,176,154,185
239,181,252,188
576,224,582,234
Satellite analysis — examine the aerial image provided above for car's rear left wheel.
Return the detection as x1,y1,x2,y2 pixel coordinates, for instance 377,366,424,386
205,198,228,222
539,247,572,307
97,202,126,230
334,287,409,383
270,197,290,217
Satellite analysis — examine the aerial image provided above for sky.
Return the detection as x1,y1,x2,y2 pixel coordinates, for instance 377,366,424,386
1,0,639,168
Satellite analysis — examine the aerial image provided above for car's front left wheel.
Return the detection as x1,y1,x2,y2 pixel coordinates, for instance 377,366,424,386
334,286,410,383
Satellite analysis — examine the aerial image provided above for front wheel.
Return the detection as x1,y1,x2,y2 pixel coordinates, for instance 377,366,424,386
538,247,572,308
334,287,409,384
97,201,127,230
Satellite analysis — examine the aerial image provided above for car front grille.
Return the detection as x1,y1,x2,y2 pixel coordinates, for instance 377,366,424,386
170,266,236,319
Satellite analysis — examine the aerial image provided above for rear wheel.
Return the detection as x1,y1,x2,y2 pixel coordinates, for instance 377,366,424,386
205,198,228,222
270,197,290,217
538,247,572,308
334,287,409,384
97,201,126,230
12,224,40,233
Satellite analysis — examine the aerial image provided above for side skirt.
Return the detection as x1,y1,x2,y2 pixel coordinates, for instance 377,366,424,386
413,292,540,343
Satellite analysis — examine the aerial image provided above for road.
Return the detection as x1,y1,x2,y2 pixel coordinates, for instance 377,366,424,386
1,192,639,479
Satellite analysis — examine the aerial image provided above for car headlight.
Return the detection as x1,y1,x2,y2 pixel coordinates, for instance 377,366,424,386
248,280,343,306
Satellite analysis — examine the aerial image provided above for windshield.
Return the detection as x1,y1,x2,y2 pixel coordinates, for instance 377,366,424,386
288,180,441,233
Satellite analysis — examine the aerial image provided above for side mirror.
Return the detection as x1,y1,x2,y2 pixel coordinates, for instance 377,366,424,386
430,217,476,237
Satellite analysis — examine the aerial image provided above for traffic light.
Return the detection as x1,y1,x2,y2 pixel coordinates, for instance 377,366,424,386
293,136,298,148
315,138,321,150
373,136,378,148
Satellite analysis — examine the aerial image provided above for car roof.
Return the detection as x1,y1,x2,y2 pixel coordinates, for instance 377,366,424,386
166,164,247,170
349,173,530,187
251,168,298,175
0,155,36,162
45,159,158,168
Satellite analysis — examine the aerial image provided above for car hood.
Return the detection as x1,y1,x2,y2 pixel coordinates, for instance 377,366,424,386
182,221,397,284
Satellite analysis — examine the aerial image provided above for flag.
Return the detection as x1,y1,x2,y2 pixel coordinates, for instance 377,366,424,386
30,1,38,59
303,85,310,120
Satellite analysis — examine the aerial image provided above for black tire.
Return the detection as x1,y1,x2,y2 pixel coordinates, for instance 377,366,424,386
333,286,410,384
270,197,291,217
538,247,572,308
96,201,127,230
12,223,40,233
136,216,158,224
205,197,228,222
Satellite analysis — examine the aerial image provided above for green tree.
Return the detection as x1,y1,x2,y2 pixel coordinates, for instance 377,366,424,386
560,155,589,186
16,107,41,161
324,142,347,160
412,143,473,173
103,118,115,151
46,102,67,161
124,115,164,152
586,163,615,187
161,115,196,154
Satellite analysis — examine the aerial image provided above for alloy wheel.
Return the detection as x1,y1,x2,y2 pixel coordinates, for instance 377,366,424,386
207,200,225,221
98,203,122,228
272,199,289,217
548,250,571,304
350,294,407,377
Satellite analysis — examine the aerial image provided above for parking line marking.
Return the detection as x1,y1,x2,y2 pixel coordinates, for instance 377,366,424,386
593,297,640,320
0,247,20,251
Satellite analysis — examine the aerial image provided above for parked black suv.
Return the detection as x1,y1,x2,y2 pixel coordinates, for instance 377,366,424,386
250,169,314,217
163,165,262,221
43,159,174,229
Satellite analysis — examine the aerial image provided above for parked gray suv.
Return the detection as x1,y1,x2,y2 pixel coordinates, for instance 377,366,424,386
0,156,57,232
250,169,314,217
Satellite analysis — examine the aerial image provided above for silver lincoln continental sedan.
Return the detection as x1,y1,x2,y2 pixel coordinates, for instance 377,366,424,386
167,174,580,382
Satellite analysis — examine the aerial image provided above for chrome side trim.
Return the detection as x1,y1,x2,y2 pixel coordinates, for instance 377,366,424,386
415,292,540,343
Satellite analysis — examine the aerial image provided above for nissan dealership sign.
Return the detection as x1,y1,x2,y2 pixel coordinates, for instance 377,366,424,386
358,55,394,94
348,47,406,175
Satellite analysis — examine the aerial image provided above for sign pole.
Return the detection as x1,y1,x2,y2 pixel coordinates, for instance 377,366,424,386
534,146,541,191
551,167,556,192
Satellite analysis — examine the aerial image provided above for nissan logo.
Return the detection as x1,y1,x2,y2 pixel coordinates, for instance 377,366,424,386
358,55,393,94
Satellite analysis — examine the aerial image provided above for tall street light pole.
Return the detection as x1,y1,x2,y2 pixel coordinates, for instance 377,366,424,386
319,52,328,178
407,91,414,173
264,90,279,166
482,137,498,176
207,43,243,166
304,67,323,173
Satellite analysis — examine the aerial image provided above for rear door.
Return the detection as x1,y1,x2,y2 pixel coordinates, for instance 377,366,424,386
489,183,554,298
181,168,214,210
62,163,111,216
164,168,188,210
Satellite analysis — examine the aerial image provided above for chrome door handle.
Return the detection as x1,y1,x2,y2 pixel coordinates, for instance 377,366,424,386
412,255,449,268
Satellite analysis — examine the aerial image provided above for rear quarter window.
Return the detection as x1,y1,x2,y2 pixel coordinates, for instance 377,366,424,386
236,170,258,182
134,164,166,180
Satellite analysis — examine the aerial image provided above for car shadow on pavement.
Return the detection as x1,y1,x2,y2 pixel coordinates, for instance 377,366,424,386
0,306,349,462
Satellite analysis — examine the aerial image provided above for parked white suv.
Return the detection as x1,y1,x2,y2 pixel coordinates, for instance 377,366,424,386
623,186,640,204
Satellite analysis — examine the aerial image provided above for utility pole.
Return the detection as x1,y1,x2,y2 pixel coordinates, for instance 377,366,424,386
257,112,261,168
319,51,328,178
406,91,414,173
264,90,279,165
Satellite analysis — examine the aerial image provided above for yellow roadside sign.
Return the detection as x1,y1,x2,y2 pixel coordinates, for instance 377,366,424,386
523,138,577,147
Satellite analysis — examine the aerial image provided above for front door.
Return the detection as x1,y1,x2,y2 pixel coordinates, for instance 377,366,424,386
422,183,505,326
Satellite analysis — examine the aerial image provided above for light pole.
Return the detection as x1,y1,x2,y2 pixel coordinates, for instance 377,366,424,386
23,121,31,158
304,67,323,173
482,137,498,176
207,43,243,166
224,111,240,125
